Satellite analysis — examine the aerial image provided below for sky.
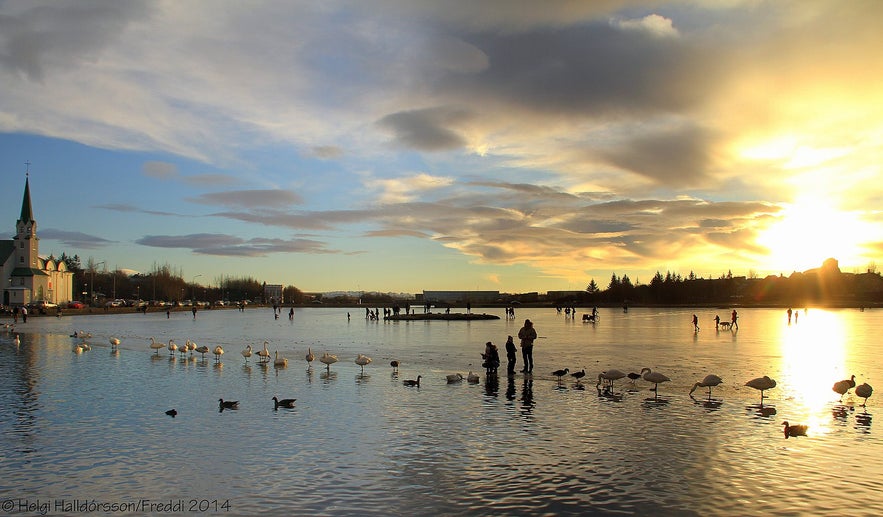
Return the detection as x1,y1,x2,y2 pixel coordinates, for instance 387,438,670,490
1,0,882,295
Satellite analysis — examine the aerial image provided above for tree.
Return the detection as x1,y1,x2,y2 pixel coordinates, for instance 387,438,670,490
586,279,599,294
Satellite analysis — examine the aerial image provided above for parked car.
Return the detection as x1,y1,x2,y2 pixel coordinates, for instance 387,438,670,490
28,300,58,314
67,301,85,309
104,299,124,308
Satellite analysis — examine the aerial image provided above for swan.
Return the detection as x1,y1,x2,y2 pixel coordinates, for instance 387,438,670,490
467,371,479,383
690,374,724,398
72,343,83,354
80,342,91,351
305,347,315,367
167,339,178,356
273,396,296,409
185,339,196,356
109,337,120,350
832,374,856,401
213,345,224,362
149,337,165,355
355,354,372,373
257,341,271,364
782,421,808,439
745,375,777,402
319,352,338,371
640,368,671,392
218,398,238,410
403,375,421,387
855,382,873,407
178,341,190,357
241,345,253,363
552,368,570,382
446,373,464,383
194,345,210,359
274,351,288,367
390,360,400,373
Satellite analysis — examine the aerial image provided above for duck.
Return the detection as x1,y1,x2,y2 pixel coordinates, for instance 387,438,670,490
832,374,856,401
167,339,178,356
689,374,724,398
782,421,808,439
855,382,873,407
305,347,315,367
319,352,338,371
109,337,121,351
570,369,586,384
149,337,165,355
165,409,177,418
403,375,422,387
272,396,297,409
241,344,253,363
355,354,372,373
274,351,288,367
446,373,464,383
218,398,239,410
640,368,671,392
213,345,225,362
257,341,271,364
390,360,400,373
467,371,480,383
552,368,570,382
194,344,210,359
745,376,777,402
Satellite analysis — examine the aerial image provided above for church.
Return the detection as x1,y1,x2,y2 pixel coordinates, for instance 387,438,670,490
1,176,74,307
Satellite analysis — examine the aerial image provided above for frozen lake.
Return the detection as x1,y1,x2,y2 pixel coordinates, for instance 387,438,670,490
1,306,881,515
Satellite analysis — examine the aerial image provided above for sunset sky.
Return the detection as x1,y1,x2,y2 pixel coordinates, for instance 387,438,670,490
1,0,881,294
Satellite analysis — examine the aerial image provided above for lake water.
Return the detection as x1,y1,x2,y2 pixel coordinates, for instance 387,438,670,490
1,306,881,516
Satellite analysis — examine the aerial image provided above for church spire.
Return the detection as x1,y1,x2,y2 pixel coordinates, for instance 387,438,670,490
19,175,34,224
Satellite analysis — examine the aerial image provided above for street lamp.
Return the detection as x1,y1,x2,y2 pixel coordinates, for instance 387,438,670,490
192,274,202,302
91,261,105,304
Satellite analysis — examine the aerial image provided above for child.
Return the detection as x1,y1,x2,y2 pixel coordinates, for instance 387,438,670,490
482,341,500,374
505,335,517,374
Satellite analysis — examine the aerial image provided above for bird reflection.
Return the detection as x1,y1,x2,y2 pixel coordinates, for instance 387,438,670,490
832,404,850,420
746,403,777,418
690,394,723,411
856,412,873,430
642,396,669,406
597,385,624,402
320,370,337,382
356,373,371,384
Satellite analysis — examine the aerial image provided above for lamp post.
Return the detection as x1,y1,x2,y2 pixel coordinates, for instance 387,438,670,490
192,274,202,303
91,261,105,304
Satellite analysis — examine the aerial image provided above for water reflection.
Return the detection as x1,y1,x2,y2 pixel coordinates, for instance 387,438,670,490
690,394,723,412
746,403,777,419
780,310,847,413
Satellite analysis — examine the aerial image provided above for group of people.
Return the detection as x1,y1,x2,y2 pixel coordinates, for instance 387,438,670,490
481,319,538,375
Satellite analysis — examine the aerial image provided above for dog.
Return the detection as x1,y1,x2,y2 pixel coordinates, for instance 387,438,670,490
718,321,732,330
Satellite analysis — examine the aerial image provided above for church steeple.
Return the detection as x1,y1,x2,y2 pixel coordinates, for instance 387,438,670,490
19,176,34,224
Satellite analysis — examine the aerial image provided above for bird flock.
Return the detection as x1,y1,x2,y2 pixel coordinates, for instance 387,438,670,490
2,326,873,440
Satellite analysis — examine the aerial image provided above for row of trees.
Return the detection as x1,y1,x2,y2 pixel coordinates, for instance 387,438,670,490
57,253,305,304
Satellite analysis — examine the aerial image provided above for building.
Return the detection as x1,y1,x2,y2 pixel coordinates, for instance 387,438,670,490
1,177,74,307
264,283,283,304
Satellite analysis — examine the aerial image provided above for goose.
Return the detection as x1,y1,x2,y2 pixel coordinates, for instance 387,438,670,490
403,375,422,387
109,337,121,351
446,373,464,383
467,371,480,383
149,337,165,355
218,398,239,410
213,345,224,362
855,382,873,407
257,341,271,364
690,374,724,398
241,344,253,363
194,345,210,359
274,351,288,367
355,354,372,373
319,352,338,371
640,368,671,392
782,421,808,439
165,409,177,417
552,368,570,382
272,396,297,409
832,374,856,401
390,360,400,373
305,347,315,367
570,369,586,384
598,369,627,390
745,376,777,402
167,339,178,356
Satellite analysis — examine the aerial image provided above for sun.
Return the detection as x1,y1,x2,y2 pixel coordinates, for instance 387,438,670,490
757,197,870,273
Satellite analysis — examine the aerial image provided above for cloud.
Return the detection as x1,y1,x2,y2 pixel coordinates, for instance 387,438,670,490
611,14,679,38
38,228,114,249
136,233,336,257
377,107,474,151
370,173,455,204
142,160,177,179
188,189,304,208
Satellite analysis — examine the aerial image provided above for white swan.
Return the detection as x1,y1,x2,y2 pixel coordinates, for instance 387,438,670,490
597,369,627,390
194,345,210,359
355,354,372,373
257,341,271,364
274,351,288,367
178,341,190,357
213,345,224,362
319,352,338,371
167,339,178,356
690,374,723,398
241,344,253,363
109,337,120,351
149,337,165,355
305,347,315,367
72,343,83,353
745,375,777,402
640,367,671,392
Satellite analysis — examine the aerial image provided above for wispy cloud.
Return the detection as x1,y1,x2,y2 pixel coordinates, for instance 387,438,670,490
39,229,115,249
136,233,337,257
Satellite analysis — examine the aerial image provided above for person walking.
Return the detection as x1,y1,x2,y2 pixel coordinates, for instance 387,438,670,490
731,309,738,329
518,319,537,373
505,335,517,375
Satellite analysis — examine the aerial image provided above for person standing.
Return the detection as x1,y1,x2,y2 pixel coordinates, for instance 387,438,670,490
21,305,27,323
518,319,537,373
505,335,517,375
731,309,738,329
692,314,699,332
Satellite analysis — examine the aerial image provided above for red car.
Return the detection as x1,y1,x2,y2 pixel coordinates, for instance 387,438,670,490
67,301,85,309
